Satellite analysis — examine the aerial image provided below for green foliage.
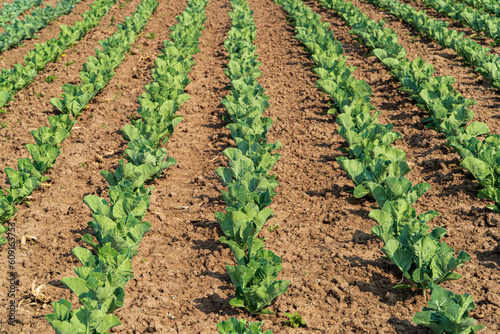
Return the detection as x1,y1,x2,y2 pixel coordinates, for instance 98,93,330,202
222,237,289,314
285,312,306,328
0,0,82,53
380,226,470,290
50,0,159,118
448,132,500,212
218,317,272,334
359,0,500,91
46,298,121,334
0,0,119,110
0,0,43,26
419,0,500,45
276,0,473,317
0,224,9,246
44,75,57,83
413,284,485,333
0,196,17,225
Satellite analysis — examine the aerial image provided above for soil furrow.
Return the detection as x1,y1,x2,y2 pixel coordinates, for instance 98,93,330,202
111,0,236,331
0,0,191,330
244,0,427,331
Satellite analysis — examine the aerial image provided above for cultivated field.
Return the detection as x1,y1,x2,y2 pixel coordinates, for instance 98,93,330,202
0,0,499,332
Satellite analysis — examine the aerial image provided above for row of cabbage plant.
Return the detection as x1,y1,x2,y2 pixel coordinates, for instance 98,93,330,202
0,0,42,26
362,0,500,90
275,0,485,332
319,0,500,218
456,0,500,16
45,0,209,332
0,0,119,109
0,0,85,54
0,0,157,248
417,0,500,45
216,0,290,332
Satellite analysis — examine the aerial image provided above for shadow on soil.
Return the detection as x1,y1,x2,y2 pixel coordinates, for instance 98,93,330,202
346,255,422,306
191,238,222,253
193,293,236,315
475,247,500,270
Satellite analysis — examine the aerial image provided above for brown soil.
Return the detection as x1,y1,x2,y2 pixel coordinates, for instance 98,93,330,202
0,0,499,333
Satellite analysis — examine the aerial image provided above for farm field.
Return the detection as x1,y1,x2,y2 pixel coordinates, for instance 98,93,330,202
0,0,499,331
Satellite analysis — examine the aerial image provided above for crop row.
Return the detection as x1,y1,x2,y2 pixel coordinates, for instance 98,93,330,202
365,0,500,91
275,0,486,331
46,0,210,331
362,0,500,216
322,0,500,212
0,0,119,110
0,0,42,26
215,0,290,332
0,0,85,54
0,0,153,247
418,0,500,45
457,0,500,16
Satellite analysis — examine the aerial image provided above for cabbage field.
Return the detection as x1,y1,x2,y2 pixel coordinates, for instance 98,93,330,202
0,0,499,332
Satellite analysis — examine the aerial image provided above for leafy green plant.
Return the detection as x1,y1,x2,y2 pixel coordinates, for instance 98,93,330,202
147,32,155,39
267,224,279,232
285,312,306,328
222,237,290,314
379,224,470,292
218,317,272,334
44,75,57,83
413,284,485,333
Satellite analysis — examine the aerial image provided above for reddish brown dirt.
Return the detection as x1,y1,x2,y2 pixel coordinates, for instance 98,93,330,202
0,0,499,333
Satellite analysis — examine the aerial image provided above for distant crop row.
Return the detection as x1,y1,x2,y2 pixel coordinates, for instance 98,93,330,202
0,0,85,54
0,0,42,26
418,0,500,45
0,0,118,110
366,0,500,90
457,0,500,16
0,0,142,248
